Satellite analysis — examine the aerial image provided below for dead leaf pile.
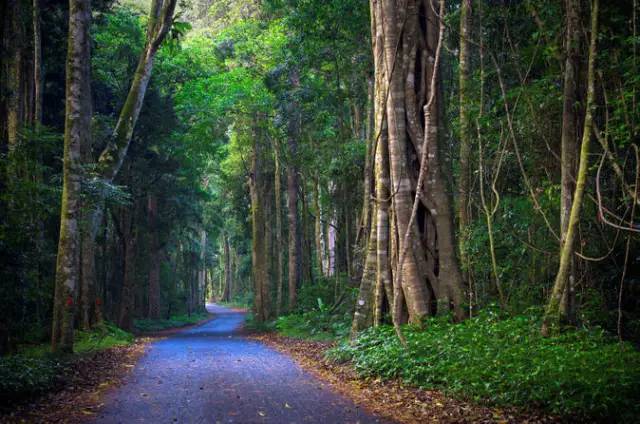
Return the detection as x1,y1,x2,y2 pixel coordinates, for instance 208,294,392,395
249,333,560,424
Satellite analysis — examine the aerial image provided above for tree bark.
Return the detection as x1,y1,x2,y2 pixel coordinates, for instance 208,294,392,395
118,207,137,332
250,126,271,323
352,201,377,335
287,69,301,311
51,0,91,353
222,232,231,302
558,0,581,322
273,138,284,315
313,175,326,276
147,194,161,319
542,0,599,336
457,0,472,271
33,0,43,125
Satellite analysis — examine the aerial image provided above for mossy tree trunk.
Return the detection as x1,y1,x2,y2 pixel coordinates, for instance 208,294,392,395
542,0,599,336
457,0,472,279
51,0,91,353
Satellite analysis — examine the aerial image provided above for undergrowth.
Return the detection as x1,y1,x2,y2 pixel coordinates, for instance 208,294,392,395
0,322,133,403
327,308,640,420
274,309,351,341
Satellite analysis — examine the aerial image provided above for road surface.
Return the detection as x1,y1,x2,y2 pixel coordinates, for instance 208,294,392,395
93,304,389,424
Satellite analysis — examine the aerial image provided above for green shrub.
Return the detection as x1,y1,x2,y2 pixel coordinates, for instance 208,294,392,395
275,307,351,341
75,322,133,352
0,356,65,402
0,322,133,403
133,312,209,333
328,309,640,420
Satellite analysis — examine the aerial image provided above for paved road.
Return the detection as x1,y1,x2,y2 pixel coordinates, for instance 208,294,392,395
94,304,389,424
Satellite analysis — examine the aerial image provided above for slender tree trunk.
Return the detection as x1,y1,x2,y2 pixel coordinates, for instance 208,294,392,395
51,0,91,353
33,0,42,125
273,139,284,315
559,0,581,322
313,175,326,276
457,0,472,279
542,0,599,336
356,78,375,247
118,208,137,332
197,230,206,312
147,194,161,319
223,232,231,302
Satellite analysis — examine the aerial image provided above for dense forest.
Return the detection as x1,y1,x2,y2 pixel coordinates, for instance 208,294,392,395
1,0,640,422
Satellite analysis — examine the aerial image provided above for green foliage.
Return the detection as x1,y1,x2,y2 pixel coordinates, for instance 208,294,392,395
133,312,210,333
0,323,133,403
0,356,64,402
275,310,351,341
329,310,640,420
74,322,134,353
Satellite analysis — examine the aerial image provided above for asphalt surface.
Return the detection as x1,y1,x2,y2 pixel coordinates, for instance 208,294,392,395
93,304,389,424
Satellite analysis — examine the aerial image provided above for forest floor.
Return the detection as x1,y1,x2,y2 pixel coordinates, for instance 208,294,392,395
249,334,557,424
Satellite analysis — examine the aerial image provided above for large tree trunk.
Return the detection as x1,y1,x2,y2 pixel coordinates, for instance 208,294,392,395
543,0,599,336
352,0,466,334
380,0,430,323
287,69,301,311
51,0,91,353
273,139,284,315
250,126,271,323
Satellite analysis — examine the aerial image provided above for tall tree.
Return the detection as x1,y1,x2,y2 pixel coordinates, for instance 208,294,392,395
80,0,178,327
558,0,582,322
147,194,161,319
250,123,271,323
542,0,599,336
352,0,466,334
51,0,92,352
457,0,472,268
287,68,301,311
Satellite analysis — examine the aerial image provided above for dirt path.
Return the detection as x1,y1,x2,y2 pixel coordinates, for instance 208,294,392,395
93,304,390,424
